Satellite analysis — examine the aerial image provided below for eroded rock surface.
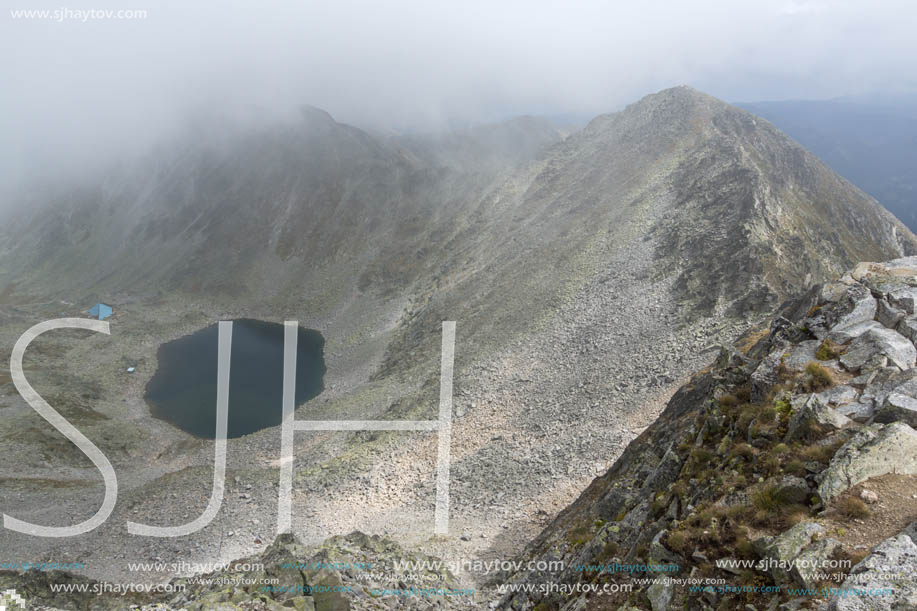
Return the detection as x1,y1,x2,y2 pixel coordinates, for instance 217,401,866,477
818,422,917,501
497,258,917,610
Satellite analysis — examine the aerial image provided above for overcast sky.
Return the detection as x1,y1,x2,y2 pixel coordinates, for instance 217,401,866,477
2,0,916,186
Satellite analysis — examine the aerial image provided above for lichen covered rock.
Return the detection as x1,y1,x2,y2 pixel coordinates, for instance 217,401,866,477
818,422,917,501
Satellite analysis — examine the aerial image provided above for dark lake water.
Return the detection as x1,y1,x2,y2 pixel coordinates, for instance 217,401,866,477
146,319,325,438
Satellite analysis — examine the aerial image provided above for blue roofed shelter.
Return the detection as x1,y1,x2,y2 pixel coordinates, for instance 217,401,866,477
89,303,113,321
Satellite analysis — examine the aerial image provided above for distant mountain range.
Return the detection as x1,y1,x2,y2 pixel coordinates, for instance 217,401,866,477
738,97,917,232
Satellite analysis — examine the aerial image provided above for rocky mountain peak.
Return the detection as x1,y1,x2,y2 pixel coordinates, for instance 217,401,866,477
298,104,337,128
583,85,728,138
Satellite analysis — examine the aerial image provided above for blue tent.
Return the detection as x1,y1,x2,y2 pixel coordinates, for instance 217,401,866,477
88,303,113,321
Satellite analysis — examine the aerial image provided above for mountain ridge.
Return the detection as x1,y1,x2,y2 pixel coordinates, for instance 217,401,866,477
737,97,917,233
0,87,914,602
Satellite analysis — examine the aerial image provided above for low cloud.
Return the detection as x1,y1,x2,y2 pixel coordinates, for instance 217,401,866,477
1,0,915,187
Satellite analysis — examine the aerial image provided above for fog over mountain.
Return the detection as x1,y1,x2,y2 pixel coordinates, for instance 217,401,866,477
2,83,916,609
2,0,917,191
3,3,917,611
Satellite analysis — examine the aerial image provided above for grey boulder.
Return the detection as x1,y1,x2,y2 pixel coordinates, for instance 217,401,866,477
888,287,917,314
829,529,917,610
828,320,885,344
818,422,917,501
876,299,905,329
876,392,917,427
816,385,858,407
784,394,854,442
753,522,826,585
840,328,916,372
835,402,875,423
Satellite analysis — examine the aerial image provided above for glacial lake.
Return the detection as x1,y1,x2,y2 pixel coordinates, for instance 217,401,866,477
146,319,325,438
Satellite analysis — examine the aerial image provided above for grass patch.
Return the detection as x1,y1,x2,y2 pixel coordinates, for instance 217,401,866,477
670,481,688,500
750,484,811,528
836,496,870,520
665,531,688,555
815,339,845,361
760,455,781,477
735,386,752,403
685,447,716,477
847,549,869,566
785,459,807,476
730,442,756,461
758,406,777,424
775,398,793,424
800,438,845,464
736,329,770,355
595,540,619,563
566,521,593,546
737,406,758,432
804,362,833,391
751,484,788,513
667,506,757,565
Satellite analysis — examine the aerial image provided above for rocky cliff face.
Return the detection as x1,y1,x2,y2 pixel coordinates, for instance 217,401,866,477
498,257,917,611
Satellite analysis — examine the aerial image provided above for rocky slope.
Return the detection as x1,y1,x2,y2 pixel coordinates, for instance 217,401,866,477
738,99,917,233
498,257,917,611
0,86,915,597
5,260,917,610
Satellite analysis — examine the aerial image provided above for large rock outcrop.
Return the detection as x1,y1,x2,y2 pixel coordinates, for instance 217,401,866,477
829,523,917,611
818,422,917,501
497,258,917,610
